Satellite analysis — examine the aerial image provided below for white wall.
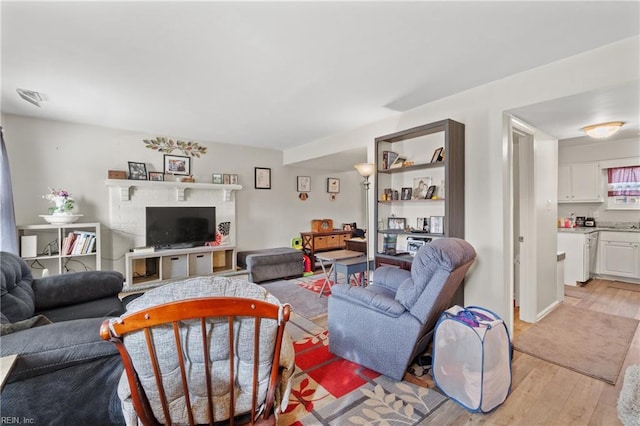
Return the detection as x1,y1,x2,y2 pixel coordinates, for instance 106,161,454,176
2,114,363,274
558,137,640,223
284,36,640,325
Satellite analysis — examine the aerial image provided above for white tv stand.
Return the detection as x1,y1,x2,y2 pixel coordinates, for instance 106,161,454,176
124,245,236,291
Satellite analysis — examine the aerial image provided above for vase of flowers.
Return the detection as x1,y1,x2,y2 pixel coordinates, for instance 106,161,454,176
44,188,75,215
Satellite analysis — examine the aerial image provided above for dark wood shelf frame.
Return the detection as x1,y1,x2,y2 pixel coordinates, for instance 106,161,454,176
374,118,465,282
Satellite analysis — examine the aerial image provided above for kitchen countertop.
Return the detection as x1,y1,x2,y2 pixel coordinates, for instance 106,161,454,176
558,227,640,234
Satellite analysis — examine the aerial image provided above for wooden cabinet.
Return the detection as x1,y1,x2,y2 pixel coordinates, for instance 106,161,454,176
17,222,101,276
301,230,352,270
598,231,640,280
558,162,602,203
374,119,465,272
124,246,236,291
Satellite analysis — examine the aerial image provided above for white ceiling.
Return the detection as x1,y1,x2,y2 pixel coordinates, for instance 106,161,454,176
1,1,639,159
509,80,640,145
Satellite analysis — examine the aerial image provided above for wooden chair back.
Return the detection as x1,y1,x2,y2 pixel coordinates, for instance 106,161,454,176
100,297,290,426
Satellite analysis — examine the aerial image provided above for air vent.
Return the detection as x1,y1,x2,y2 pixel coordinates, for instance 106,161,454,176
16,88,44,107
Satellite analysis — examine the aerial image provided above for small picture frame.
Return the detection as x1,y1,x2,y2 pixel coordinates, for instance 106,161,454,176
223,174,231,184
430,216,444,234
148,171,164,181
128,162,147,180
255,167,271,189
212,173,223,184
426,185,436,199
413,177,430,199
297,176,311,192
431,147,444,163
164,154,190,176
401,187,412,200
327,178,340,193
387,217,406,230
230,174,238,184
417,217,430,232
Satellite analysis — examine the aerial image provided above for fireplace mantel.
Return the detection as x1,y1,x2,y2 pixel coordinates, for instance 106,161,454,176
105,179,242,202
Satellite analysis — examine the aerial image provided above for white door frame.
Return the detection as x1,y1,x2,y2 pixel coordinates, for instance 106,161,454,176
506,115,537,323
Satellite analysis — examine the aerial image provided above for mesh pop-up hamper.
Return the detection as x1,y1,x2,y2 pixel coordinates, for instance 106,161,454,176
432,305,512,413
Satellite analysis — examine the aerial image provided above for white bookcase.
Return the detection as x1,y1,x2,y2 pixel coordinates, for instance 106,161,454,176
17,222,102,277
124,245,236,292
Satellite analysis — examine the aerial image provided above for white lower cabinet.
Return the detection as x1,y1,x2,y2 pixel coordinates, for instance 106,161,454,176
598,232,640,279
557,232,598,285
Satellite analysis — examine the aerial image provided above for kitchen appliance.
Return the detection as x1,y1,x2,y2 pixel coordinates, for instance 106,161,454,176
584,217,596,227
575,216,585,227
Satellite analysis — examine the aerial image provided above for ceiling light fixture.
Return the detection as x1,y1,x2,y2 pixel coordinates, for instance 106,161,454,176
580,121,624,139
16,88,44,107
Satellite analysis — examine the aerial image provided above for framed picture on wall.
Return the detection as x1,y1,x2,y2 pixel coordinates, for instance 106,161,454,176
327,178,340,193
297,176,311,192
255,167,271,189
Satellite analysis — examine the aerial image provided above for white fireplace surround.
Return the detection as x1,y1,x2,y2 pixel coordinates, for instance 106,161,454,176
105,179,241,265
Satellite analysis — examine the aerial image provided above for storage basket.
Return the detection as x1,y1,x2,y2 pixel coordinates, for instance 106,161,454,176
432,305,512,413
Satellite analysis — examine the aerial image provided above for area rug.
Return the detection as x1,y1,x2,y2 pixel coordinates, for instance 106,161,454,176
513,304,639,384
261,275,332,319
278,328,447,425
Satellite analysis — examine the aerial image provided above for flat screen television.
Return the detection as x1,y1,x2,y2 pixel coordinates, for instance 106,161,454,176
146,207,216,249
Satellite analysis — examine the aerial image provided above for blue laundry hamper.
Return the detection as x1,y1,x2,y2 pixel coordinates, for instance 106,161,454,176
432,305,512,413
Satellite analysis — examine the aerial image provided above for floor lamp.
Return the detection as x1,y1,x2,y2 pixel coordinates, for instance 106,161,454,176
354,163,375,285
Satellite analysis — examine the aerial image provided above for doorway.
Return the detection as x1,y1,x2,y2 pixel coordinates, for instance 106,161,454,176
511,120,536,324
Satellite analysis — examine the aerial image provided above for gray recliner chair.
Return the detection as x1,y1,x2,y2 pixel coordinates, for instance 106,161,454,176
328,238,476,380
0,251,126,425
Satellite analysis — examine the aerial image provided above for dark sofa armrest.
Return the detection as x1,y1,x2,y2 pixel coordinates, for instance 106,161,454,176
0,317,118,382
330,284,406,317
33,271,123,310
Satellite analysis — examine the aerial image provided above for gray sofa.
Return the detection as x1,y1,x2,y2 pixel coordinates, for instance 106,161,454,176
0,251,126,425
328,238,476,380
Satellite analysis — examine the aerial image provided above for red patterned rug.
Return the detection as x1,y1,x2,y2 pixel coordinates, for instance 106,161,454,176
278,328,447,425
296,277,332,296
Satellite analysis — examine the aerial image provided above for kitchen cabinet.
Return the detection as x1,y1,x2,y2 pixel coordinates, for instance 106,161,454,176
598,231,640,280
557,231,598,285
558,162,602,203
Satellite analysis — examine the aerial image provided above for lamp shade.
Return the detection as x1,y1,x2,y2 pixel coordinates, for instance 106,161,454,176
354,163,375,177
581,121,624,139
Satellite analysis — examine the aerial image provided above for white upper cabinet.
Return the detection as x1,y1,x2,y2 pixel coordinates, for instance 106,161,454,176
558,162,602,203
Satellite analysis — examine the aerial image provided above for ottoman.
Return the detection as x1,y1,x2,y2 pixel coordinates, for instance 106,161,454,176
237,247,303,283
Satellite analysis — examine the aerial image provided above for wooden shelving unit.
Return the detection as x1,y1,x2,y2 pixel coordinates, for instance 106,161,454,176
374,119,465,271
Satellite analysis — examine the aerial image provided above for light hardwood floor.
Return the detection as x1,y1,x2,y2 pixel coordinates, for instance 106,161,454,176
428,279,640,425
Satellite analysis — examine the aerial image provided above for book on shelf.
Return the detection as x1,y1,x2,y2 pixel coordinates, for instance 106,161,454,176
382,151,398,170
70,231,96,255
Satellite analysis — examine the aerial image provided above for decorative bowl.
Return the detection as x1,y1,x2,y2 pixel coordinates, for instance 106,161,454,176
39,214,83,224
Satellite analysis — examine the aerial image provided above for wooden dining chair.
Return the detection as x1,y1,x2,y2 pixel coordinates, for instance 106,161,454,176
100,296,291,426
